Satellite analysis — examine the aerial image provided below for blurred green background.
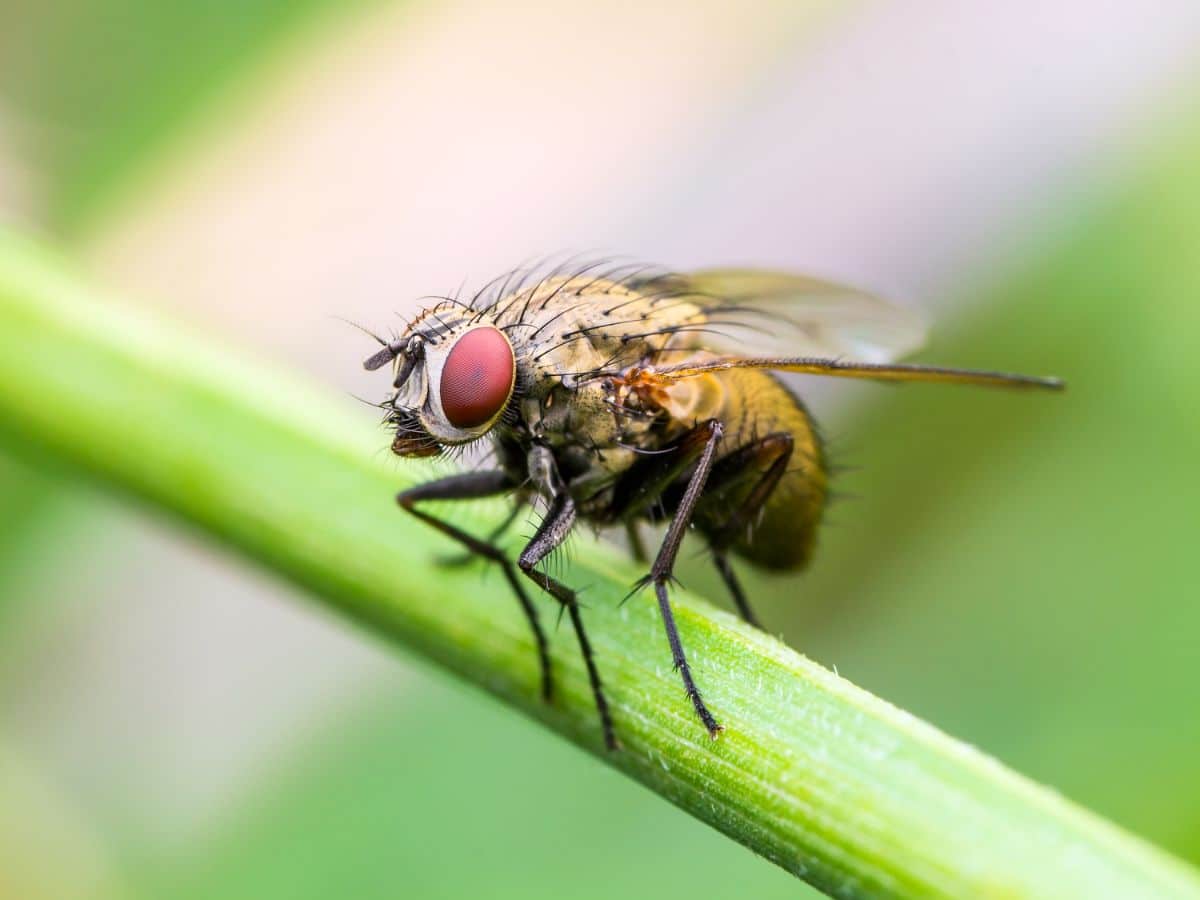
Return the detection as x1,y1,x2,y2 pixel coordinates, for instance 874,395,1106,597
1,2,1199,898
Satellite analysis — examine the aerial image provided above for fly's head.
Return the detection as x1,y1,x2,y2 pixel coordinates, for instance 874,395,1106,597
363,307,519,458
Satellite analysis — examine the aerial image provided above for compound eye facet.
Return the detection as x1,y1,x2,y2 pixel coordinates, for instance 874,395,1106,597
439,326,515,429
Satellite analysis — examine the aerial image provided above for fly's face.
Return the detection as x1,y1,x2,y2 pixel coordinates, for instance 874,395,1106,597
364,308,518,458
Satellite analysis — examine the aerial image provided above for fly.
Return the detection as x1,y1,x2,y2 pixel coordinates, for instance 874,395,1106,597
362,262,1063,750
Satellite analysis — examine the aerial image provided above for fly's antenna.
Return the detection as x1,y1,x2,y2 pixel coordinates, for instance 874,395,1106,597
365,334,426,388
333,315,389,348
332,315,407,372
363,339,406,371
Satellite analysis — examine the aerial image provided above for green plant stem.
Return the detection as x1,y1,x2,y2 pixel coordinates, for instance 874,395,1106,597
0,232,1196,900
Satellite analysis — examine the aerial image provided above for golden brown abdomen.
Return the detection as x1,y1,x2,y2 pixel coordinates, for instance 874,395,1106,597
702,369,827,571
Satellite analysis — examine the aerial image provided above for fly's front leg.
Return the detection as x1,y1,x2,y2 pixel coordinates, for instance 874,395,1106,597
437,502,523,568
638,418,725,737
397,471,553,703
520,446,618,751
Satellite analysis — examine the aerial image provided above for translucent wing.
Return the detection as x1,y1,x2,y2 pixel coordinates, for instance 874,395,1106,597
645,268,928,364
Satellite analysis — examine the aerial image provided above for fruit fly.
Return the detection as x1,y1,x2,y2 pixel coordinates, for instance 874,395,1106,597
362,262,1063,750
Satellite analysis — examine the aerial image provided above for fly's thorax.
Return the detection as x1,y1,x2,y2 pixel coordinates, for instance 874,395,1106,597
493,277,708,387
607,353,729,432
518,375,621,449
511,372,641,519
653,367,728,425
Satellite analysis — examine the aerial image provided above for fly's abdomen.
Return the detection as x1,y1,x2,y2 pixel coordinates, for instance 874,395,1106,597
700,369,827,571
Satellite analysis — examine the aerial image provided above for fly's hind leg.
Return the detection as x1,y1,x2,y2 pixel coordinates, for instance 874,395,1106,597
624,521,649,565
397,471,553,703
636,419,726,738
702,433,794,630
713,555,759,629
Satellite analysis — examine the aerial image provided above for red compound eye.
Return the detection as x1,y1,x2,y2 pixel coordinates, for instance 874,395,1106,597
439,326,515,429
